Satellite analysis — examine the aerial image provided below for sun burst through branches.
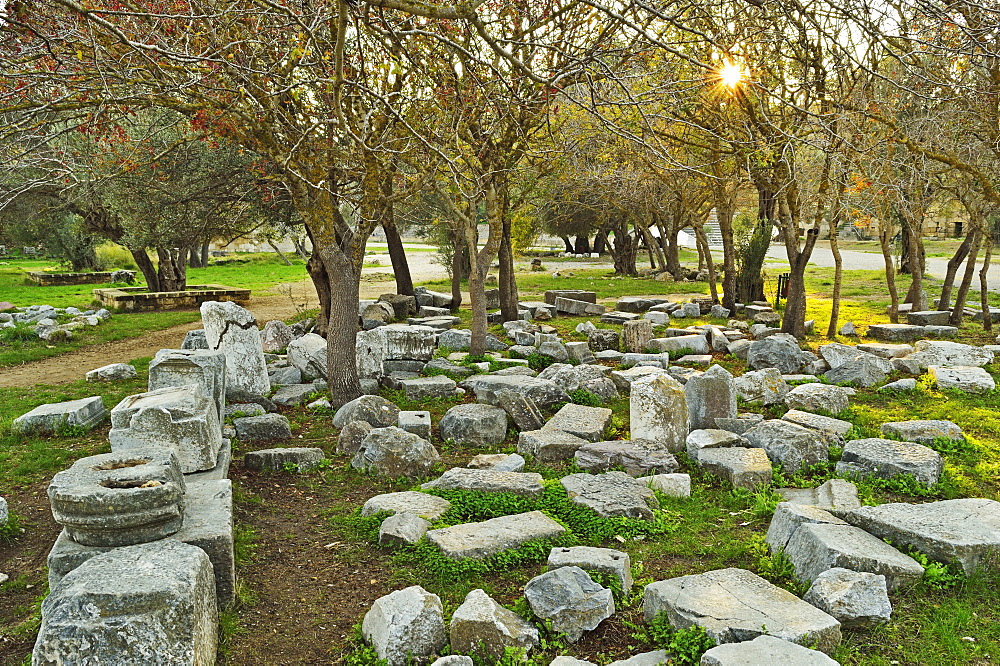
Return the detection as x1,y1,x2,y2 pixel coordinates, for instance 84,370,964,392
719,62,745,88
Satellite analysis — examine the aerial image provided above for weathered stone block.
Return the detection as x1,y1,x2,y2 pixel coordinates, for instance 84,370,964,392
426,511,567,559
836,438,943,486
200,300,269,397
524,566,614,643
422,468,545,496
363,586,446,666
12,396,106,435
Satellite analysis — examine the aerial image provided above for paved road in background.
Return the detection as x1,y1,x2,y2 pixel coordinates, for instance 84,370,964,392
765,245,1000,293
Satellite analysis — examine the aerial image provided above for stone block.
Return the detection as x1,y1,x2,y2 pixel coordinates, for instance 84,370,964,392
575,440,679,476
398,410,432,439
685,429,750,461
697,447,772,489
363,586,446,666
783,383,851,414
110,387,223,474
379,512,430,547
426,511,567,559
836,438,943,486
648,473,691,498
449,589,539,660
622,319,653,353
525,566,614,643
733,368,788,405
86,363,138,382
802,568,892,629
12,396,106,435
33,541,217,665
743,420,830,473
497,389,546,431
333,395,401,428
362,491,451,520
548,546,632,592
149,349,228,424
880,419,963,444
642,568,841,653
928,365,996,392
543,403,612,442
630,373,688,453
867,323,925,342
518,428,589,462
561,471,659,520
422,468,545,496
545,290,597,305
713,414,764,435
352,426,440,479
907,310,950,326
649,334,710,355
461,375,571,411
233,413,292,442
181,329,208,350
781,410,852,439
244,447,325,472
439,403,508,447
685,365,736,431
777,479,860,517
700,635,838,665
747,334,808,374
200,300,269,397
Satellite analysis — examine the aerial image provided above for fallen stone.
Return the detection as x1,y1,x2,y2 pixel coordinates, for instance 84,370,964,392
561,472,659,520
727,338,752,359
747,334,808,374
495,389,546,432
518,429,589,462
648,473,691,498
362,586,446,666
685,429,750,461
271,384,318,407
524,566,614,643
362,491,451,520
244,447,325,472
461,375,571,411
649,334,710,355
449,589,539,660
337,420,373,455
880,420,963,445
907,310,950,326
622,319,654,353
468,453,525,472
843,499,1000,573
32,541,217,666
700,635,838,665
149,349,228,424
379,512,430,547
867,323,925,342
548,546,633,592
426,511,567,559
743,420,830,473
880,378,917,392
233,413,292,442
642,568,841,653
777,479,860,517
823,355,890,387
907,340,993,368
928,365,996,393
352,426,440,479
201,300,270,397
766,502,847,552
697,447,772,489
630,373,687,453
713,414,765,435
784,383,852,414
781,410,852,439
12,396,107,435
856,343,913,359
543,403,613,442
333,395,400,428
401,375,458,400
438,403,508,447
685,365,737,431
587,329,620,353
785,523,924,591
574,440,679,476
422,468,545,496
181,329,208,350
836,438,943,486
803,568,892,629
733,368,788,405
86,363,138,382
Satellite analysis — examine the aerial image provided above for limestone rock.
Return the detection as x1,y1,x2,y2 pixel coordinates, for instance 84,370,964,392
362,586,447,666
836,438,943,486
181,329,208,350
685,429,749,461
906,340,993,369
398,410,432,439
149,349,228,424
12,396,106,435
449,589,539,660
461,375,571,411
468,453,525,472
766,502,846,552
426,511,566,559
496,389,546,432
362,491,451,521
630,373,688,453
867,323,925,342
822,355,890,388
880,420,963,444
244,447,325,472
439,404,508,447
733,368,788,406
86,363,137,382
518,429,589,462
422,468,545,496
713,413,764,435
777,479,860,517
700,635,839,665
588,329,620,353
543,403,612,442
648,473,691,498
200,300,269,397
379,512,430,547
333,395,401,429
743,420,830,473
548,546,633,592
261,320,294,353
747,334,808,374
574,440,679,477
685,365,737,431
784,523,924,592
610,366,667,394
561,472,659,520
783,383,852,414
781,410,852,439
352,426,440,479
880,378,917,392
843,499,1000,573
642,568,841,653
803,568,892,628
622,319,654,353
928,365,996,393
697,447,772,489
524,566,614,643
233,413,292,442
338,420,373,455
271,384,319,407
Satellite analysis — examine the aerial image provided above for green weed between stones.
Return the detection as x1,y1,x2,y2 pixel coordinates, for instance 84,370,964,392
643,613,714,665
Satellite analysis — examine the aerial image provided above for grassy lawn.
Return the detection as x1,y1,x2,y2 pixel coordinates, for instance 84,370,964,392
2,263,1000,665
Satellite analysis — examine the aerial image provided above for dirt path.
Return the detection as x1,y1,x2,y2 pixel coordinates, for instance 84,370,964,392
0,251,450,388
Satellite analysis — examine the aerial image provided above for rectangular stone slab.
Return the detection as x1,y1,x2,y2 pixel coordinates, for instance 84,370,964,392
421,468,545,496
643,568,841,653
844,499,1000,573
47,479,235,606
12,396,106,434
426,511,566,559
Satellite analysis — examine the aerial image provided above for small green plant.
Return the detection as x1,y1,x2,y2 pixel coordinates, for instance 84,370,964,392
647,613,714,665
568,389,603,407
0,325,39,343
524,353,553,371
0,510,23,543
53,420,91,438
907,548,966,590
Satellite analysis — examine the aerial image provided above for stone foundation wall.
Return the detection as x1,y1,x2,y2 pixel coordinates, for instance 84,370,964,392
93,285,251,311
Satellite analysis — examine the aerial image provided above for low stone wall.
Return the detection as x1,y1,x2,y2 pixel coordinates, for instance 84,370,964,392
92,284,251,311
28,271,117,286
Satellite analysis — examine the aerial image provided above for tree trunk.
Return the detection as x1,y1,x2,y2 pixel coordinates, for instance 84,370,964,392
201,242,210,268
561,236,573,253
879,225,900,323
498,214,519,322
318,255,362,406
827,210,844,338
606,220,638,276
694,225,718,303
938,231,975,310
306,251,331,336
662,223,682,279
383,218,414,296
980,235,993,332
593,232,606,255
156,247,188,292
130,248,159,291
716,207,738,314
781,228,820,339
736,185,774,304
267,240,293,266
950,231,982,326
903,223,926,305
466,183,504,357
187,245,203,268
450,226,464,310
573,235,591,255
